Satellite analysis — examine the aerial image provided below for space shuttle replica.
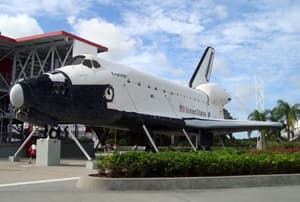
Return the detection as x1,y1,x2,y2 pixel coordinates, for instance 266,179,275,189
9,47,281,150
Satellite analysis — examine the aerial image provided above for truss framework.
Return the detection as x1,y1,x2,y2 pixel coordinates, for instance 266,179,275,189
0,42,74,142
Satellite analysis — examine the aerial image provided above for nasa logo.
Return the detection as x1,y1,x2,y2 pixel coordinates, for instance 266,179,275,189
104,85,114,102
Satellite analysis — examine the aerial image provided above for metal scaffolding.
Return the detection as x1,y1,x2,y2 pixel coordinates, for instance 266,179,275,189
13,43,73,81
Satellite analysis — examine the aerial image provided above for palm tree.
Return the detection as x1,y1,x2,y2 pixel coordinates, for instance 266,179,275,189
248,109,270,121
273,100,300,140
248,109,271,150
248,109,271,138
268,108,282,140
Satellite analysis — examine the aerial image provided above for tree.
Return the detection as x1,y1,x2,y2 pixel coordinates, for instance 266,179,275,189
248,109,270,121
273,100,300,140
268,108,282,140
248,109,271,151
248,109,271,138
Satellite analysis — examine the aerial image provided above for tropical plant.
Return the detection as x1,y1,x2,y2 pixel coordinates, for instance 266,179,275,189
97,151,300,177
248,109,271,138
268,108,282,140
273,100,300,140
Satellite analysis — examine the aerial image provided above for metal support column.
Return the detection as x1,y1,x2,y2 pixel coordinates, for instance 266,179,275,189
11,52,17,84
31,49,35,77
219,136,226,150
51,47,55,71
91,129,100,149
11,127,37,159
0,114,3,143
142,124,159,152
195,135,199,149
182,129,196,151
7,53,17,143
68,128,92,161
171,135,175,146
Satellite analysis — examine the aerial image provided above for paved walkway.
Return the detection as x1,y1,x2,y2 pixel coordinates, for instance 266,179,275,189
0,158,96,184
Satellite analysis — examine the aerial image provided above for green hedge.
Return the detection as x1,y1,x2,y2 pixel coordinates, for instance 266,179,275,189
97,150,300,177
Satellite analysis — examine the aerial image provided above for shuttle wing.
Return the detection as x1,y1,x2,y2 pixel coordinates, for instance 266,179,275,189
184,118,282,134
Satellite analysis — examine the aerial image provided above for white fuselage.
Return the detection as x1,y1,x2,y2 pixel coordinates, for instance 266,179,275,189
58,56,230,121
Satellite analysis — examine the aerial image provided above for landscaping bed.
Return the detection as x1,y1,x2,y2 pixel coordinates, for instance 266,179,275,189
96,150,300,177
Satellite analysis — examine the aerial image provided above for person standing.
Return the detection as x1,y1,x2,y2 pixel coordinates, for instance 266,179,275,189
64,126,69,139
28,143,36,164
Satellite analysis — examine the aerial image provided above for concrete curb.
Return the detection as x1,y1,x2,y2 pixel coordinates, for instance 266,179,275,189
76,173,300,191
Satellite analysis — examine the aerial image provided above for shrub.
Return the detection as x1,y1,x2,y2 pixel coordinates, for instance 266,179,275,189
267,141,300,153
97,150,300,177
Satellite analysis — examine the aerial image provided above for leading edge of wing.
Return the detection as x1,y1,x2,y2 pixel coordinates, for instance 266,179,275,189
184,118,283,132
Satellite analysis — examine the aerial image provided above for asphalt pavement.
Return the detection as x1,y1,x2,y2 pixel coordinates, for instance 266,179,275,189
0,158,299,202
0,180,300,202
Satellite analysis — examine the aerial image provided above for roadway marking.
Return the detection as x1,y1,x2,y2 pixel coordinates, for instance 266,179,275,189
0,177,80,188
20,165,33,168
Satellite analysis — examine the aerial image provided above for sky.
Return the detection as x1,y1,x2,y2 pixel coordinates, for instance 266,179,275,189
0,0,300,137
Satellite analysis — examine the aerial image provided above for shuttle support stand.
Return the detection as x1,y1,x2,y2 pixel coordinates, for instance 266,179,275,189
9,127,38,162
141,125,198,152
67,127,96,169
182,129,197,151
68,128,92,161
142,124,159,153
9,125,95,168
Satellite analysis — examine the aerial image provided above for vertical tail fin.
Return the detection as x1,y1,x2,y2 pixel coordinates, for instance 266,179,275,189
189,47,215,88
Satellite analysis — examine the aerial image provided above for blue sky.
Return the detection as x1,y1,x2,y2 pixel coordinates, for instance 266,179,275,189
0,0,300,133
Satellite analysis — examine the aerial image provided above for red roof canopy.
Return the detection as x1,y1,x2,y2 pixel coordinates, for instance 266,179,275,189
0,31,108,52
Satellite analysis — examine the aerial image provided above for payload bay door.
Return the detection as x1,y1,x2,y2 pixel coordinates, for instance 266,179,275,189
125,81,178,118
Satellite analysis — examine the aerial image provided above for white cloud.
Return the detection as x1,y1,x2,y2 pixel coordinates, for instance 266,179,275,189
69,17,179,77
210,57,230,79
67,16,76,25
180,33,199,50
70,17,137,61
0,0,90,16
170,68,185,77
123,11,203,36
226,82,256,119
125,51,171,75
96,0,113,5
0,14,43,38
245,5,300,34
121,3,204,51
214,5,228,19
222,23,256,44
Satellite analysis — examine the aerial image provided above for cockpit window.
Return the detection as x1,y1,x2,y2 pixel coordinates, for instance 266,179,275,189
66,56,100,69
66,55,85,65
92,60,101,68
82,59,92,68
